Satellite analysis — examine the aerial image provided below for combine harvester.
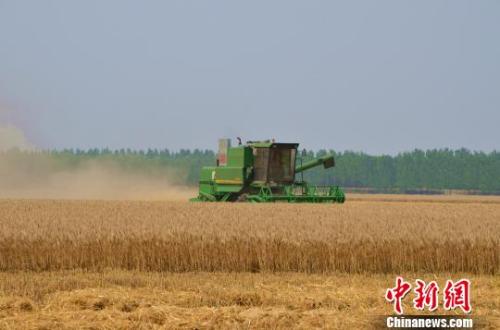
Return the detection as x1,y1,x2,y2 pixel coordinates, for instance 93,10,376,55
191,139,345,203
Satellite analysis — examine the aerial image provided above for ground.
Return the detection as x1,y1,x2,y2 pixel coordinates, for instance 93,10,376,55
0,272,498,329
0,194,498,329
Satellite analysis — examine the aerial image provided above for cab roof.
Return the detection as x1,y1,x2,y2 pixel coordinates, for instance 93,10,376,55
246,141,299,149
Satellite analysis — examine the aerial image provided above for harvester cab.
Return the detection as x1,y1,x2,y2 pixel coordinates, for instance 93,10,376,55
191,139,345,203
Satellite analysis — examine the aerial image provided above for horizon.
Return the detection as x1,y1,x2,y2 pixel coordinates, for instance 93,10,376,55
2,143,498,157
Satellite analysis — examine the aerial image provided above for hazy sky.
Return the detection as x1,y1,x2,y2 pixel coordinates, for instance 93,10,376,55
0,1,498,154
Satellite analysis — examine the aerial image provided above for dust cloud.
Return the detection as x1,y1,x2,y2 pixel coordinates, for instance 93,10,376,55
0,124,195,201
0,124,33,152
0,157,196,201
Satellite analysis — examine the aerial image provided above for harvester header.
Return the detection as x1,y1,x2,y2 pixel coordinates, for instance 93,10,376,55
191,138,345,203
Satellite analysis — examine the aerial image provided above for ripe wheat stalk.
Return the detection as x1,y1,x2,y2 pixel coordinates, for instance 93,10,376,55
0,199,498,274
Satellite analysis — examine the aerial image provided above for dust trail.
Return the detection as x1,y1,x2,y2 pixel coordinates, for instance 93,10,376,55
0,124,195,200
0,124,33,151
0,154,195,201
0,155,195,201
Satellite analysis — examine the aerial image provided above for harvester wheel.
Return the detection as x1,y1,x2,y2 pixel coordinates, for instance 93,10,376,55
236,194,249,202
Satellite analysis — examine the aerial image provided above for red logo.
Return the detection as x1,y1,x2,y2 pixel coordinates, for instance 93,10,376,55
413,279,439,311
385,277,471,314
385,276,412,315
443,279,472,314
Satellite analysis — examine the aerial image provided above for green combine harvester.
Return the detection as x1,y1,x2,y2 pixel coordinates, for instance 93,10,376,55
191,138,345,203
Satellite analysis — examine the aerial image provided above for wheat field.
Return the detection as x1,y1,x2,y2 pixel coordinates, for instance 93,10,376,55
0,271,498,329
0,196,499,328
0,197,498,274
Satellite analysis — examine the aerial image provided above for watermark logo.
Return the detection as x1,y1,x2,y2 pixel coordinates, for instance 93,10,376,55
413,279,439,312
443,279,471,314
385,277,471,315
385,276,412,315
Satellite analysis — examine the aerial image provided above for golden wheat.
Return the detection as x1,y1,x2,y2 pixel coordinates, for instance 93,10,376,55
0,198,498,274
0,271,498,329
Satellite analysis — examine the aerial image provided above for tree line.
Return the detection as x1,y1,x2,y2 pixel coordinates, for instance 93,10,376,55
1,148,499,193
302,148,500,194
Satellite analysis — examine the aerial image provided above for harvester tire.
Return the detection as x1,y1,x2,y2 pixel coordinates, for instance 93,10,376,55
236,194,249,202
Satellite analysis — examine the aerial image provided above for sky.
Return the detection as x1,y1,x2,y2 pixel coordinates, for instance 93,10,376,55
0,1,499,154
